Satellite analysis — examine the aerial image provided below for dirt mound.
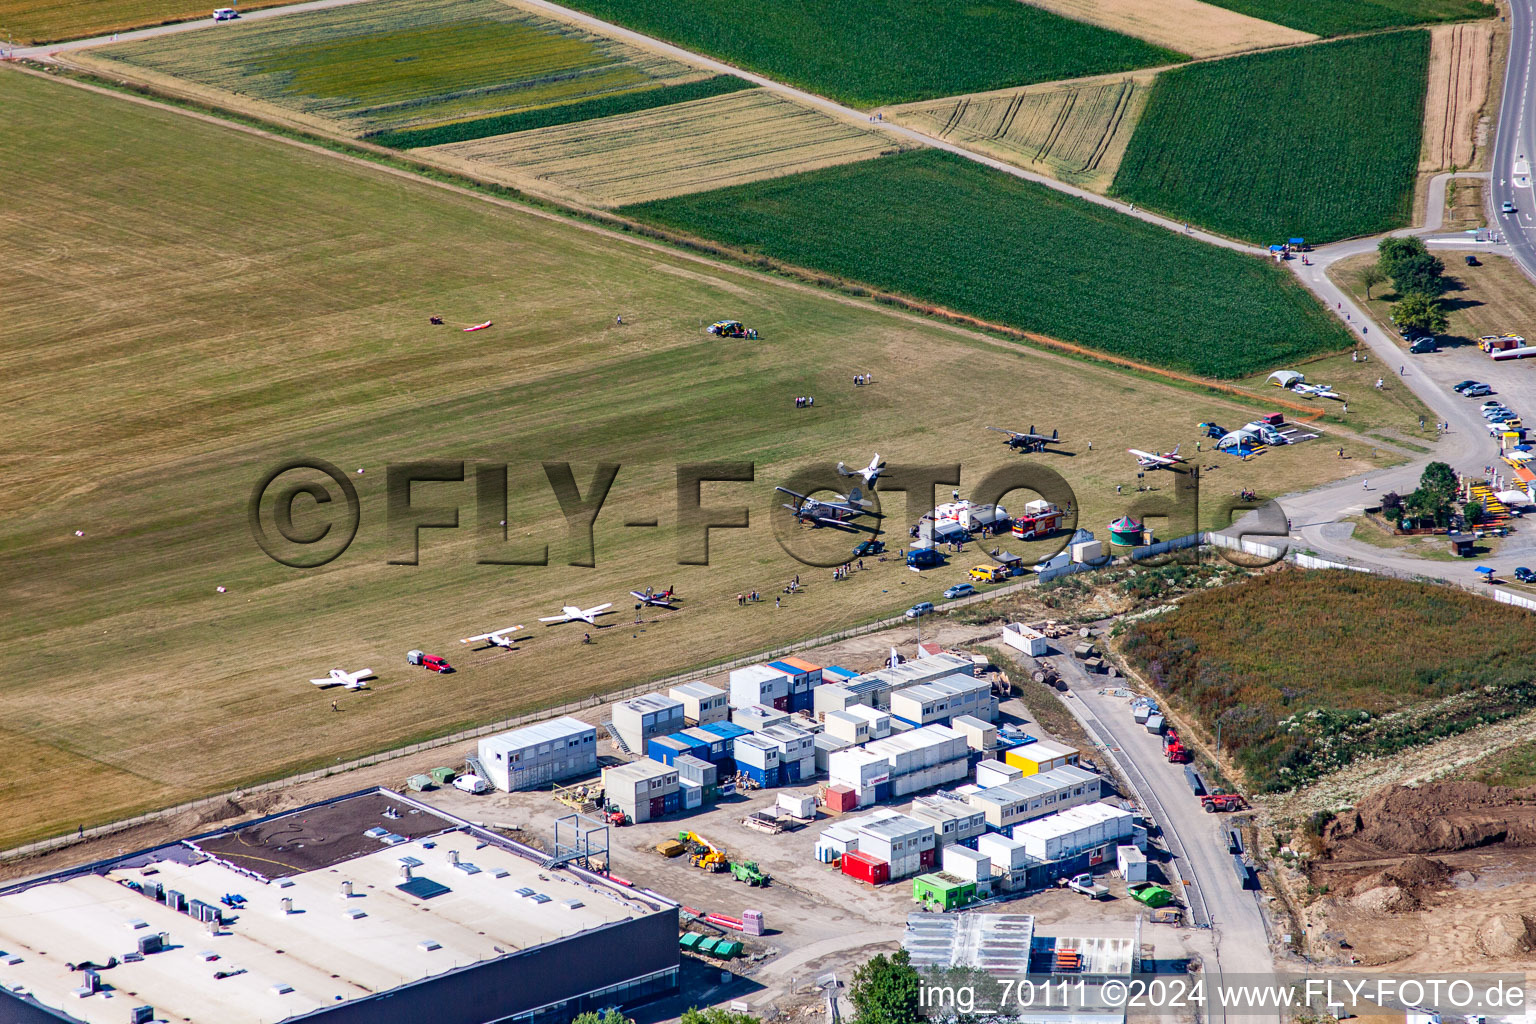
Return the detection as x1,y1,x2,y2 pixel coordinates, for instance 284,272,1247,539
1324,782,1536,856
1351,884,1419,913
1477,914,1536,957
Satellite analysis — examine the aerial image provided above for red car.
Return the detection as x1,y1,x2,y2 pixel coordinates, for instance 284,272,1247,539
407,650,453,673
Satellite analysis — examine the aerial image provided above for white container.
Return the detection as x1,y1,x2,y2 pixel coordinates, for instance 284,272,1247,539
778,792,817,819
942,845,991,882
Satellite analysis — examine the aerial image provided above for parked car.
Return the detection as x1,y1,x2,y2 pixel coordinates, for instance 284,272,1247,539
1464,383,1495,397
943,583,975,599
1503,200,1517,214
1466,254,1480,266
453,774,490,794
1515,567,1536,583
1482,399,1505,408
1454,380,1483,393
906,547,945,569
905,601,934,618
969,564,1009,583
1409,337,1437,354
407,650,453,673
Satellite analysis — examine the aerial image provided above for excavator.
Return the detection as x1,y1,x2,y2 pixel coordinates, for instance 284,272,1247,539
678,831,729,872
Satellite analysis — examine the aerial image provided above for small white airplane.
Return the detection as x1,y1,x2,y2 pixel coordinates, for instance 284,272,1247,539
310,668,375,690
539,603,614,626
836,453,886,488
460,625,525,649
1129,445,1187,470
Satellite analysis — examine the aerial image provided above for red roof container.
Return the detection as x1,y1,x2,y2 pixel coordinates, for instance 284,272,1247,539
823,785,857,813
841,850,890,885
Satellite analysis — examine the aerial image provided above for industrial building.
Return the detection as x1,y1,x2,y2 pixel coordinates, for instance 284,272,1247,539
733,733,782,788
477,717,597,792
1009,802,1136,863
908,793,986,848
1004,738,1081,775
603,760,680,823
813,732,851,774
769,657,822,713
822,705,892,745
728,664,791,710
758,724,815,784
731,703,790,733
850,813,936,880
812,653,976,718
668,682,729,726
609,693,685,756
865,725,968,799
951,715,996,752
966,764,1101,830
0,791,677,1024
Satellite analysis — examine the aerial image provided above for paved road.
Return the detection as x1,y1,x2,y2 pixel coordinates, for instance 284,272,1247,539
1491,0,1536,280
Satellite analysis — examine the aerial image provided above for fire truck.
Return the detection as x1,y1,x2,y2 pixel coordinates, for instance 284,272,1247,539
1012,500,1065,541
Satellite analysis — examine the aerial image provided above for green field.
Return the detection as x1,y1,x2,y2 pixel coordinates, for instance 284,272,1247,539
87,0,713,134
1120,570,1536,791
0,66,1391,849
554,0,1184,107
622,148,1355,378
1200,0,1492,36
1110,32,1430,245
367,75,754,148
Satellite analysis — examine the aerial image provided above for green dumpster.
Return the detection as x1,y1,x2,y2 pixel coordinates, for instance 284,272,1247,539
428,767,456,786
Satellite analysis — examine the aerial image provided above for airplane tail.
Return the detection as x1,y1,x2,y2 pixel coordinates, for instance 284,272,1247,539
836,461,851,477
1170,444,1181,456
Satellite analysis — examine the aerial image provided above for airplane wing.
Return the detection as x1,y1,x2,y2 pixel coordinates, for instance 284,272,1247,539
774,486,810,502
310,678,338,687
988,426,1026,439
586,603,613,615
538,615,570,623
462,632,496,643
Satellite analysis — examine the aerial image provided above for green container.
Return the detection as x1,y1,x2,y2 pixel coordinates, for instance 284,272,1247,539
713,939,743,959
679,932,704,950
697,937,721,954
1129,883,1173,908
428,767,457,785
911,873,976,911
406,774,435,792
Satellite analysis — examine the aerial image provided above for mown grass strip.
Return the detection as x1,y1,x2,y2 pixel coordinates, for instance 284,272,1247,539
1110,31,1430,245
367,75,755,148
622,148,1354,378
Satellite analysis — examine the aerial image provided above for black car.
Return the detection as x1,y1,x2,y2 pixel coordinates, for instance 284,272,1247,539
1515,567,1535,583
1466,255,1480,266
1409,337,1438,354
1454,380,1482,392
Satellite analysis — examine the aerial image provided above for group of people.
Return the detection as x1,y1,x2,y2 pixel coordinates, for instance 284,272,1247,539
831,558,865,580
735,591,762,605
794,396,816,408
853,373,873,386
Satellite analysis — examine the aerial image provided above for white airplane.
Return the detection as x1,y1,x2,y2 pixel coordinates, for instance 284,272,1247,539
1129,445,1187,470
539,603,614,626
836,453,886,488
460,625,525,649
310,668,375,690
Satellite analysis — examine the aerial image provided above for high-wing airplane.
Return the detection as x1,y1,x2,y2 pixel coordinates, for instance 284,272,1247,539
309,668,375,690
1128,445,1187,470
631,587,680,609
776,486,881,531
988,426,1065,453
539,603,614,626
836,453,885,488
460,625,525,649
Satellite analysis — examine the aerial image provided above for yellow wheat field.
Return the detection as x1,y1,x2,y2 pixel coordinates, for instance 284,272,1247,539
888,73,1155,191
427,89,901,207
1019,0,1315,58
1421,22,1493,171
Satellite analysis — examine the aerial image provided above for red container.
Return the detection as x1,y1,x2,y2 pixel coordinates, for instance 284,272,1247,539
919,847,937,869
823,785,856,813
772,696,791,712
649,796,666,819
841,850,890,885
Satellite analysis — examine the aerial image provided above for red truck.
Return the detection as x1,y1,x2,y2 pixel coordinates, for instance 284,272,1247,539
1012,502,1065,540
1163,727,1192,764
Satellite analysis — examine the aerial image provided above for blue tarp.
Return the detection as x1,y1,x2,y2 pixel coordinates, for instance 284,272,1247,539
1476,566,1495,575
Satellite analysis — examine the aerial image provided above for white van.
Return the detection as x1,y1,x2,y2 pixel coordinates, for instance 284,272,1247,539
453,774,489,794
212,8,239,20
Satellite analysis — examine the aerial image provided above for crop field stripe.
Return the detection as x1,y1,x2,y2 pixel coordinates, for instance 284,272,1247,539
620,148,1354,378
1085,83,1133,171
553,0,1185,107
366,74,753,147
1193,0,1492,36
1110,31,1431,244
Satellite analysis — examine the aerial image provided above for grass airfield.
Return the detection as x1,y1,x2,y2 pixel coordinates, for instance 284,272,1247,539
0,67,1421,848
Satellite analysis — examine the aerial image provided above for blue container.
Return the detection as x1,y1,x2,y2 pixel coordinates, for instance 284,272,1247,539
873,780,891,803
699,721,750,757
784,760,802,783
667,731,711,762
790,691,814,714
681,727,727,762
740,763,781,788
663,790,682,814
647,735,691,766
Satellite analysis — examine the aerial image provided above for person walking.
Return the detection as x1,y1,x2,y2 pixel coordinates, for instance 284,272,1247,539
1363,479,1370,491
775,596,781,609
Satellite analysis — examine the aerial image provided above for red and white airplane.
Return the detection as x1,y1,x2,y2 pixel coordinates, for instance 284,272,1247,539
539,603,614,626
631,588,679,609
460,625,525,649
1128,445,1187,470
310,668,375,690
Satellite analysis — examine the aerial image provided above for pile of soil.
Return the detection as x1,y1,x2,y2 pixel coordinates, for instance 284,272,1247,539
1351,885,1419,913
1477,913,1536,957
1348,855,1452,906
1323,782,1536,857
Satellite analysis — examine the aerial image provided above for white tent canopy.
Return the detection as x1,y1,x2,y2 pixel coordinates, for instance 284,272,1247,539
1496,489,1533,506
1268,370,1305,388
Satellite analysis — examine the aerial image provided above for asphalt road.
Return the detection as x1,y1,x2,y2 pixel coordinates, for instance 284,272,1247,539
1491,0,1536,278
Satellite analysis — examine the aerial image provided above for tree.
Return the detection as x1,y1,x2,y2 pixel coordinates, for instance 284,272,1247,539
850,949,923,1024
1420,461,1458,503
573,1012,631,1024
681,1009,761,1024
1377,236,1429,279
1392,254,1448,298
1465,499,1485,525
1391,291,1449,333
1361,263,1386,299
1381,490,1404,523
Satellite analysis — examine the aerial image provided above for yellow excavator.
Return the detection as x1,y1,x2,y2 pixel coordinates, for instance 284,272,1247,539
678,830,729,872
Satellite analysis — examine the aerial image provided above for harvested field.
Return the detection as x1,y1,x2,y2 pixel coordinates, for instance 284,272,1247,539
0,0,296,45
888,73,1154,191
1301,782,1536,971
1421,22,1493,171
1019,0,1315,58
556,0,1183,107
83,0,710,135
1112,32,1430,244
428,89,899,207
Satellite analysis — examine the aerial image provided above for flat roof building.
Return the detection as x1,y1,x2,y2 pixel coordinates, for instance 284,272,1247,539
478,717,597,792
0,791,676,1024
